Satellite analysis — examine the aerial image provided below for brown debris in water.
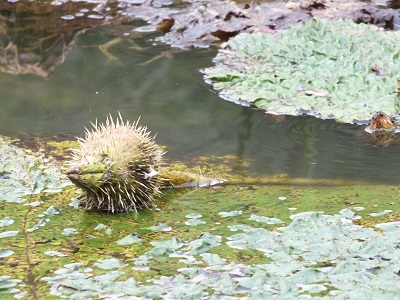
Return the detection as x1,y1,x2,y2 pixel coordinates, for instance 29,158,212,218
368,111,395,131
300,0,328,11
366,111,396,147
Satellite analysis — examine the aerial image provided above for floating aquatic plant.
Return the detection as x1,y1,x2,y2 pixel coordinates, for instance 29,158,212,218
0,137,71,203
1,181,400,298
41,210,400,299
204,18,400,123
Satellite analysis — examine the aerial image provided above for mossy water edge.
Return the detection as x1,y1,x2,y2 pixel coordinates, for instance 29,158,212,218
1,135,400,298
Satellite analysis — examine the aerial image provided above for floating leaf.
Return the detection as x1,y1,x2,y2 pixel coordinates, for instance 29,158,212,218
0,249,14,258
218,210,242,218
133,255,150,271
185,219,206,226
0,231,18,239
61,228,78,236
44,251,67,257
0,217,14,227
249,214,284,225
24,201,43,207
353,206,365,211
42,206,61,216
238,269,268,289
27,219,48,232
94,258,127,270
211,272,235,294
116,234,141,245
200,253,225,265
94,224,113,235
369,210,392,217
69,198,81,209
338,208,356,219
228,224,253,232
147,223,172,232
0,276,22,291
375,221,400,232
94,224,107,231
185,213,202,219
186,233,222,255
149,236,185,256
297,283,327,294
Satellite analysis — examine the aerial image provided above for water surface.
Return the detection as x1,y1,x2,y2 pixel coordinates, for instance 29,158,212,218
1,16,400,185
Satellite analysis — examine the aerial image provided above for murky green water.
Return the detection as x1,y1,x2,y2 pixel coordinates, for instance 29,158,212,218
1,15,400,184
2,2,400,299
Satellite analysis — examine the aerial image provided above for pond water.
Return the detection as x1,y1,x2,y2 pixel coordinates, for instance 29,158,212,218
1,13,400,185
3,2,400,299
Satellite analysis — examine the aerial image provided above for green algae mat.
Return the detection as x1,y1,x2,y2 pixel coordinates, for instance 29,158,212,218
2,137,400,299
1,181,400,299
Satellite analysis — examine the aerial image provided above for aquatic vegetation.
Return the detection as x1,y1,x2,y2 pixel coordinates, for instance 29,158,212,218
0,137,71,203
219,210,242,218
1,180,400,298
117,234,142,245
40,209,400,299
1,131,400,298
204,18,400,123
147,223,172,232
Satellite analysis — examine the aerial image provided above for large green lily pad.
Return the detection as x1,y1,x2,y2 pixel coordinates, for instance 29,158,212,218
204,18,400,123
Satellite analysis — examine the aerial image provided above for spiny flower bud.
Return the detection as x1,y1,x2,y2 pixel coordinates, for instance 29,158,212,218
67,114,163,213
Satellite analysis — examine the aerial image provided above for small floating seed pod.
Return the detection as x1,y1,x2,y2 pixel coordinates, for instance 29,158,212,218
67,114,163,213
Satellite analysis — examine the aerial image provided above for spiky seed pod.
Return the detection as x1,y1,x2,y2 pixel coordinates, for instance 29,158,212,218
67,114,163,213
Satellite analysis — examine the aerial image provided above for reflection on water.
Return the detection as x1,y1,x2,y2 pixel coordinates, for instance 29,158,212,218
1,15,400,185
0,1,111,77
